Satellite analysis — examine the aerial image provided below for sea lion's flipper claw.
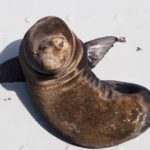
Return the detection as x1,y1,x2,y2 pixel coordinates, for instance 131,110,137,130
85,36,119,68
0,57,25,83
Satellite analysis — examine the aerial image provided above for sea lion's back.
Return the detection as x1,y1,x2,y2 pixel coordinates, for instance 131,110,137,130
28,72,148,148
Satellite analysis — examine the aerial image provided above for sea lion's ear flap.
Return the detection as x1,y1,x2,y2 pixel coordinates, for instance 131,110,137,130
0,57,25,83
85,36,125,68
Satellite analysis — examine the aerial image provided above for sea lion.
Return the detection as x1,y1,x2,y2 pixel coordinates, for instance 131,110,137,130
0,16,150,148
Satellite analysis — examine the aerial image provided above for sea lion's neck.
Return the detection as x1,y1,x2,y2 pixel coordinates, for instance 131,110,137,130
82,69,113,99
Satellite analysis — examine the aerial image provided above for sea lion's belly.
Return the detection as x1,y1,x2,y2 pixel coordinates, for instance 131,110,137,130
29,76,147,148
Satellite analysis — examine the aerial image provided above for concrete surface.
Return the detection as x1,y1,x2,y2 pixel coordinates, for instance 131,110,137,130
0,0,150,150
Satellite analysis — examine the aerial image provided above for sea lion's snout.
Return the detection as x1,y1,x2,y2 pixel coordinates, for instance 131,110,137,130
31,35,71,73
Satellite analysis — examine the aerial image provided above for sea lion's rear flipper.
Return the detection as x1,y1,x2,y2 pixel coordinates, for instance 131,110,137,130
85,36,125,68
104,80,150,94
0,57,25,83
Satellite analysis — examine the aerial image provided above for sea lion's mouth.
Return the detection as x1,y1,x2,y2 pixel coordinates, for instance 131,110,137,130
41,57,62,71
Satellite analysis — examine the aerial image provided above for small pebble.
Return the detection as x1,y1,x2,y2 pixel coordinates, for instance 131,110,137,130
118,37,126,43
3,97,12,101
136,47,142,51
20,145,29,150
25,14,32,23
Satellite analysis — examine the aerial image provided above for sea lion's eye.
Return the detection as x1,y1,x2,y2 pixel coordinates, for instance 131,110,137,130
52,37,65,50
59,41,64,48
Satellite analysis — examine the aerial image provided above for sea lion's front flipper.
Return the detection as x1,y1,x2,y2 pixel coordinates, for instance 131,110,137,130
85,36,125,68
0,57,25,83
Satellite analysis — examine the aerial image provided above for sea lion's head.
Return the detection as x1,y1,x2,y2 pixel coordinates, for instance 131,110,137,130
21,17,78,75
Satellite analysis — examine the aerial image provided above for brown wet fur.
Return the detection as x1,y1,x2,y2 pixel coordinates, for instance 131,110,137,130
19,16,150,148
